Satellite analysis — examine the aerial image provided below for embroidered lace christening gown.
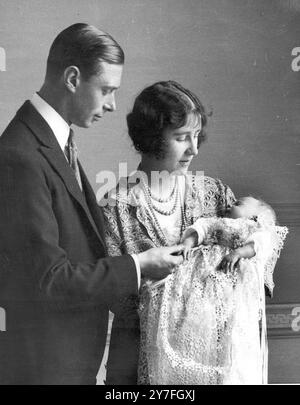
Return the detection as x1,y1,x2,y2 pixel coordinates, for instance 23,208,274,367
103,174,287,385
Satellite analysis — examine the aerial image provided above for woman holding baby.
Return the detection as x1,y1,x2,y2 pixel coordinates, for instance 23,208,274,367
103,81,287,385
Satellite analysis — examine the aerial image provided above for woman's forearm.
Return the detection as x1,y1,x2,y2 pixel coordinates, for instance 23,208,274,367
236,242,256,259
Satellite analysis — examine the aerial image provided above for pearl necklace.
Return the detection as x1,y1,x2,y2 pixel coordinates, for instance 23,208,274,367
141,177,187,246
149,179,177,203
143,178,179,216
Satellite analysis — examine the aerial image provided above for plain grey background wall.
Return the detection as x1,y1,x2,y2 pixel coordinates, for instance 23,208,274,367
0,0,299,383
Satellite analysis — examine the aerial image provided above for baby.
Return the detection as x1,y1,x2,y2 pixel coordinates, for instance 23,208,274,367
145,197,287,384
181,196,276,273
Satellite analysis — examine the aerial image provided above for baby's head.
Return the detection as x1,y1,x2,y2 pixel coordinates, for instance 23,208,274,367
228,196,276,225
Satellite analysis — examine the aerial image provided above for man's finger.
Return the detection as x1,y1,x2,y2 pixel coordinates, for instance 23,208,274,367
173,254,184,266
169,244,185,254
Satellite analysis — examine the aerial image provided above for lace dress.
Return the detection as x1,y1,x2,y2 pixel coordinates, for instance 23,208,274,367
104,172,290,384
142,217,288,385
103,174,235,384
104,173,286,384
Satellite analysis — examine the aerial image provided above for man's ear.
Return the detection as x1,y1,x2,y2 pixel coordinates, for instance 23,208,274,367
64,66,80,93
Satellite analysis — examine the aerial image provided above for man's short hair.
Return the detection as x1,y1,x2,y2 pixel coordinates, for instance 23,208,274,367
45,23,124,81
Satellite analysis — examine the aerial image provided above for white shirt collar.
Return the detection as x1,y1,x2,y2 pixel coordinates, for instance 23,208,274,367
30,92,70,151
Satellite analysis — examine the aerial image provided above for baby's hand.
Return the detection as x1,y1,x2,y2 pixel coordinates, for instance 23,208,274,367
182,234,197,261
182,246,192,261
218,250,242,274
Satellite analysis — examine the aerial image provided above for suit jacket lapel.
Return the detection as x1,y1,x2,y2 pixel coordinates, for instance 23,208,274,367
79,164,107,254
39,146,104,246
17,101,105,249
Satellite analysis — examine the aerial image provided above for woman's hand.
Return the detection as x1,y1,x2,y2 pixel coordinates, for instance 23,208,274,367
218,250,241,274
219,242,256,274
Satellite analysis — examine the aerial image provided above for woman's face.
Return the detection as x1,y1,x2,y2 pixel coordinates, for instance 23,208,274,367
154,113,202,174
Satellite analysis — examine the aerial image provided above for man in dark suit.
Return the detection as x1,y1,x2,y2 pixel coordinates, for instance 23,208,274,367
0,23,183,385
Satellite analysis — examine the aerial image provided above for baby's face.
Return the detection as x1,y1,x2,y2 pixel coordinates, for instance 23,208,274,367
228,197,259,219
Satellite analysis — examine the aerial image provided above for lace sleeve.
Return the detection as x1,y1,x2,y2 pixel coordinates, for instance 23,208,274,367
263,225,289,297
102,201,124,257
246,229,273,263
203,177,236,218
245,224,289,297
224,182,236,210
182,218,208,244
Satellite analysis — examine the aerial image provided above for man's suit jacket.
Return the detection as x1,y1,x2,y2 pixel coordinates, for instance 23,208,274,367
0,101,138,385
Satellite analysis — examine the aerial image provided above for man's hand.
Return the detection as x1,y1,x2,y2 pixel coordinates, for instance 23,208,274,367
138,245,185,280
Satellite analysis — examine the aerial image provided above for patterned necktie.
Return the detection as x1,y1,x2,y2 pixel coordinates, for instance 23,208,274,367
65,128,83,191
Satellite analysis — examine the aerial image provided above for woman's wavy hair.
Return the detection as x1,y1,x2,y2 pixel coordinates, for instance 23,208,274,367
127,80,208,158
